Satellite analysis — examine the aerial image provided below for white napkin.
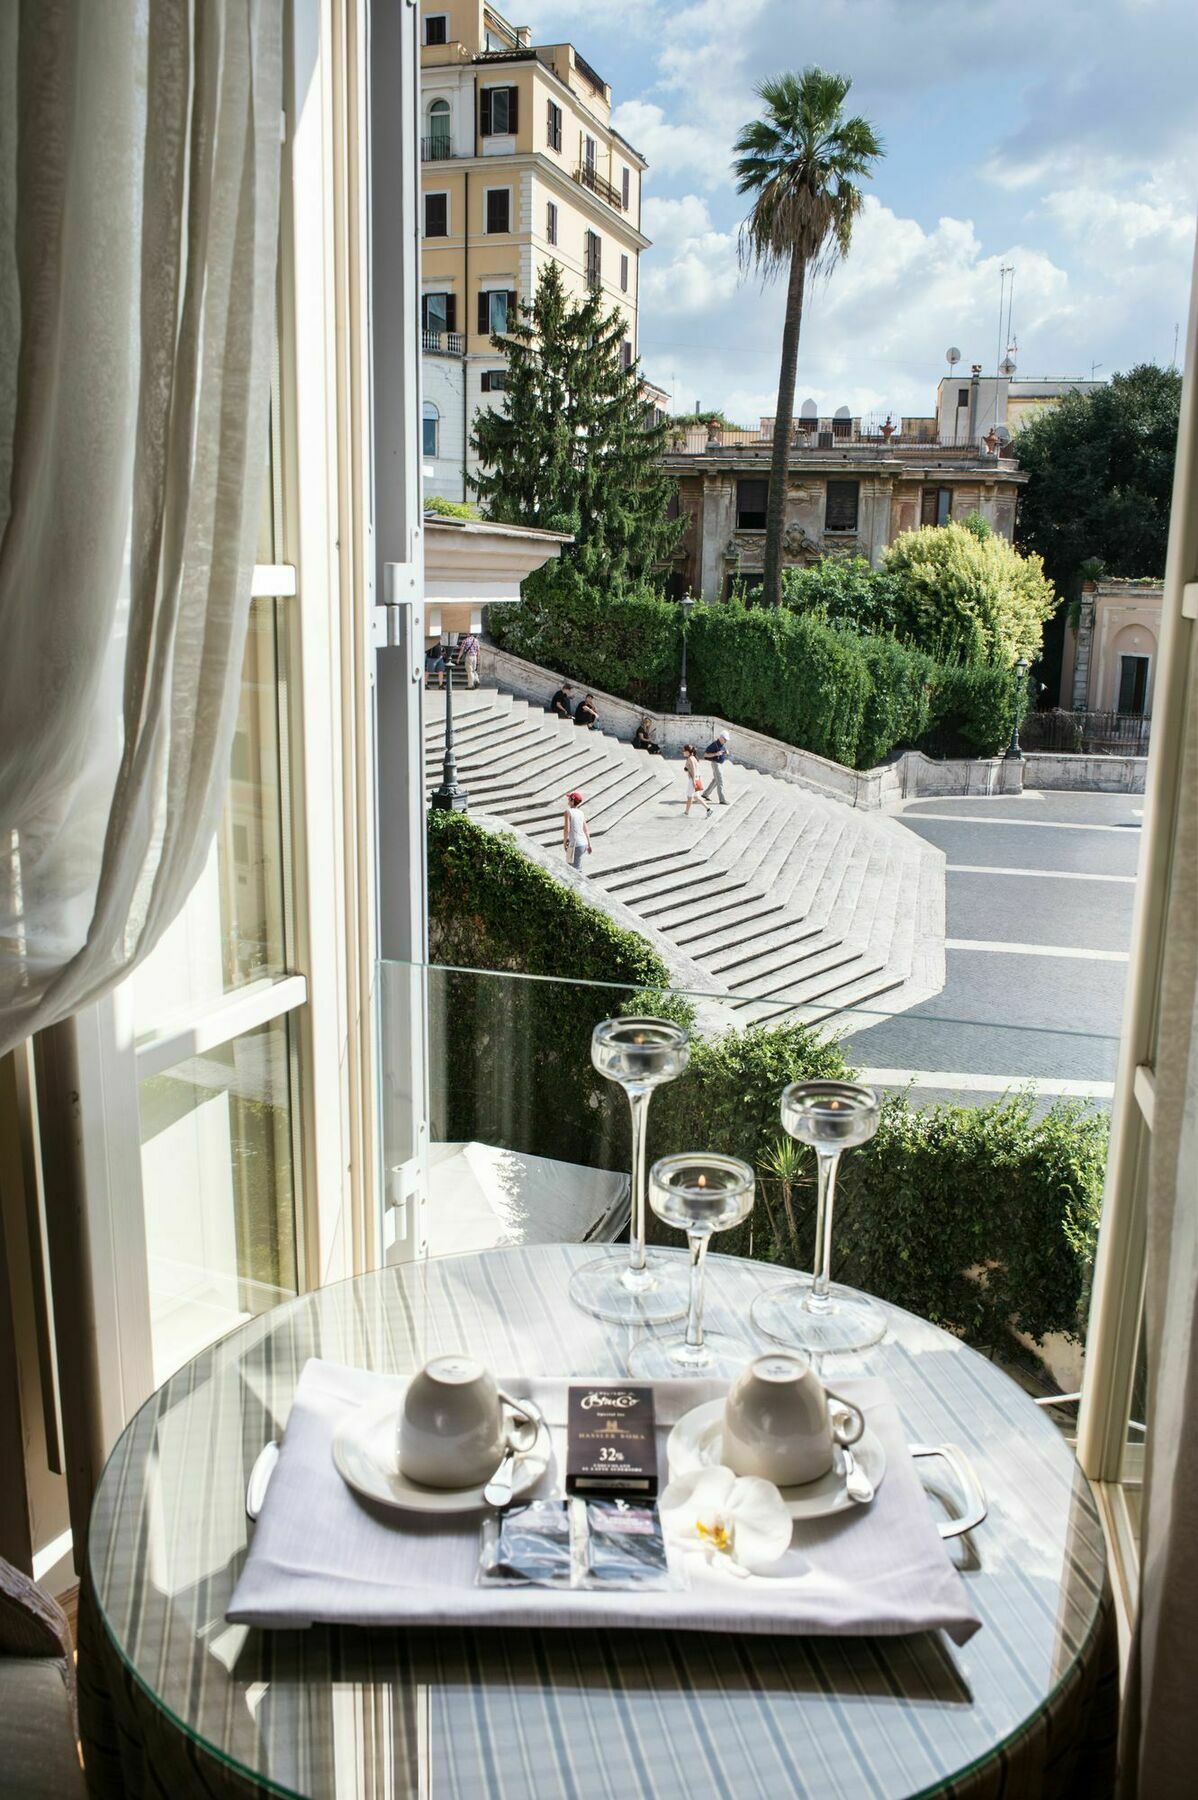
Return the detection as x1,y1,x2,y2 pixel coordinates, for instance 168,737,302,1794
227,1358,981,1643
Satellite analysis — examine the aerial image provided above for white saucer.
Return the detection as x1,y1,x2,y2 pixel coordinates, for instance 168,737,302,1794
667,1399,887,1520
332,1394,552,1515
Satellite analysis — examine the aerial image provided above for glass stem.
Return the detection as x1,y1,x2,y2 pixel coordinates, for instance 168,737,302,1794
807,1150,841,1313
627,1088,651,1273
685,1233,710,1350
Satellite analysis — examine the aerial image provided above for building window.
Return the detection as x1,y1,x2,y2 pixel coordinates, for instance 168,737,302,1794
480,85,518,136
546,200,558,245
584,134,597,173
424,192,448,237
620,253,629,292
825,479,860,532
957,386,970,408
736,479,768,531
1118,654,1150,716
426,98,451,158
584,229,601,291
421,291,456,336
481,369,508,394
478,288,515,334
622,166,631,209
547,99,562,151
485,188,511,234
422,401,439,458
920,485,952,526
425,14,448,45
620,341,632,371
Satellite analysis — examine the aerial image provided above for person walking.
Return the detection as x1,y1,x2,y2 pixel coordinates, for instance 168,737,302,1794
683,744,712,817
424,640,447,690
574,693,600,730
549,682,574,719
703,730,731,804
563,790,592,870
457,631,481,689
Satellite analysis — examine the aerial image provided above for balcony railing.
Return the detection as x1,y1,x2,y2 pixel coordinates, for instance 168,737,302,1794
664,426,1018,462
574,162,624,211
1020,708,1152,756
421,136,454,162
423,328,465,356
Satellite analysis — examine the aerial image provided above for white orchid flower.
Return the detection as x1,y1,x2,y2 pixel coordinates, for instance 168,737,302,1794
659,1465,792,1576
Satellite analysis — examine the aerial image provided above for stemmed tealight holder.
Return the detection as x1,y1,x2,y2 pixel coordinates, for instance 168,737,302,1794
568,1017,692,1325
627,1152,756,1379
751,1080,884,1355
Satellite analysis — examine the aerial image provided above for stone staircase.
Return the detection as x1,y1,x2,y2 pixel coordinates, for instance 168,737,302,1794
425,687,944,1026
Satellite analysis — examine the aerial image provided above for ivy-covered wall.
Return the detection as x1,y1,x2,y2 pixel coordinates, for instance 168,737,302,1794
427,811,1106,1350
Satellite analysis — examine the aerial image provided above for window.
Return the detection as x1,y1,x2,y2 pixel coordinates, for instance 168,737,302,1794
620,253,629,292
957,386,970,408
481,369,507,393
620,341,632,371
546,200,558,245
584,134,596,173
424,14,448,45
480,85,518,136
421,291,456,336
422,401,439,457
426,98,451,158
584,229,601,291
825,479,860,532
622,166,631,209
485,188,510,234
736,479,768,531
478,288,516,334
547,99,562,152
424,192,448,237
920,485,952,526
1118,654,1150,716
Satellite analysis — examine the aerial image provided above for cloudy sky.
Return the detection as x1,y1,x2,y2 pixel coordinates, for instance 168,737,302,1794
519,0,1196,426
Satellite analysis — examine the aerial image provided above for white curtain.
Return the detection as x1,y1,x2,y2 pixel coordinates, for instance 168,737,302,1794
0,0,281,1059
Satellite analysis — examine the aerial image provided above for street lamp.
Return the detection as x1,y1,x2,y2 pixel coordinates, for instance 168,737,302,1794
676,590,696,714
431,655,469,812
1006,655,1030,761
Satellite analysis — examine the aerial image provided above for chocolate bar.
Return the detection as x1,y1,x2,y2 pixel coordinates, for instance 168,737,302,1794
566,1384,657,1495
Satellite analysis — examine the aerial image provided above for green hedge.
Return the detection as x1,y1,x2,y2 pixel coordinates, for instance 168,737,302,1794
428,813,1106,1351
493,575,1017,767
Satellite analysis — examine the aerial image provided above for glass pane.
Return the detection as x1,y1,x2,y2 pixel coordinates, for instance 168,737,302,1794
138,1014,298,1385
1120,1312,1148,1550
128,597,288,1036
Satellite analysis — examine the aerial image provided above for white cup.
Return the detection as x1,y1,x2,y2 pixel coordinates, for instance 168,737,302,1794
722,1352,865,1488
397,1355,529,1489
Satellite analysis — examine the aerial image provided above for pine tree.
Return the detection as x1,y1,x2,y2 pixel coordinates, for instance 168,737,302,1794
470,261,681,590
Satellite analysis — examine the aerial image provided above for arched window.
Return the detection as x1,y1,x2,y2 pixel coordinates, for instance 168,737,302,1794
422,401,439,459
427,98,450,158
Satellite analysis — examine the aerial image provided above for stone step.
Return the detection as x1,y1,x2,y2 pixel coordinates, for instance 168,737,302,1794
728,943,876,1010
703,917,828,977
673,900,789,950
722,932,849,993
633,868,757,923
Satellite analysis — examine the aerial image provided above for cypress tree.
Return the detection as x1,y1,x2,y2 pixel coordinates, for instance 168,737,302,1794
470,261,681,590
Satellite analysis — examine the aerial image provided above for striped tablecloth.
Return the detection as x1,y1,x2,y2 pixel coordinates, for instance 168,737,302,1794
79,1245,1117,1799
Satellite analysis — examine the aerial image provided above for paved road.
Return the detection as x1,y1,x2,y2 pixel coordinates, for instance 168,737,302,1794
842,789,1142,1108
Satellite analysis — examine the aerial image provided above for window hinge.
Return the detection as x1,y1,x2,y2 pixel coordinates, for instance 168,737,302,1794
1182,582,1198,621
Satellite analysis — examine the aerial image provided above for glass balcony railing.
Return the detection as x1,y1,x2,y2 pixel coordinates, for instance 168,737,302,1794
377,959,1116,1402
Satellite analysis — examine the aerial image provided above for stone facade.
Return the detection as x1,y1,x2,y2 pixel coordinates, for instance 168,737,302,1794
1060,578,1163,714
664,448,1027,599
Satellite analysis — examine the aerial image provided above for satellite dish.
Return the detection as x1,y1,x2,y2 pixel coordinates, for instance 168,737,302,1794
999,356,1017,376
946,346,961,367
995,424,1011,442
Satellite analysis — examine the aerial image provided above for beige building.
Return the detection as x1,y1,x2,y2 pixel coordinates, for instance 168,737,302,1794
419,1,648,500
934,369,1106,447
1061,578,1163,717
665,438,1028,599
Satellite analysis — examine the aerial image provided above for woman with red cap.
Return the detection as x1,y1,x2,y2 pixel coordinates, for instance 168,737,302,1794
563,790,592,871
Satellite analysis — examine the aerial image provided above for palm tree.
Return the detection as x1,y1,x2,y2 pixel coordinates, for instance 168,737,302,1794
733,70,883,607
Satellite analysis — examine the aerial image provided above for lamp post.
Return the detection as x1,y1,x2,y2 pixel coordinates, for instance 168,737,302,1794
431,658,469,811
1006,655,1029,761
676,591,696,714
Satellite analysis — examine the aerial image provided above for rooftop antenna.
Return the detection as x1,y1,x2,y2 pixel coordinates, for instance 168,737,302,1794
1090,361,1103,380
1172,323,1179,367
996,264,1014,378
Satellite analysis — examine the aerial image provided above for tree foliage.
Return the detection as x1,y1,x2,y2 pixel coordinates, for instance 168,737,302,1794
469,261,681,589
881,520,1056,666
1014,363,1181,586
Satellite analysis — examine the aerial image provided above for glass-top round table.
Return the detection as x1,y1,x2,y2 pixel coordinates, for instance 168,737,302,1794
80,1245,1114,1799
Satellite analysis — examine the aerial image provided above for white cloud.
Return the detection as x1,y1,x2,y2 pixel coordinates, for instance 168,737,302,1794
610,101,720,185
639,194,739,316
1040,170,1195,270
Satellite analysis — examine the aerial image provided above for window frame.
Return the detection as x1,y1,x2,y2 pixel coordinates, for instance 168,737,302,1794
584,228,601,292
620,253,629,293
547,98,562,152
621,166,630,210
546,200,558,245
424,14,448,46
422,401,439,458
1117,653,1151,717
480,369,507,394
481,84,518,137
736,478,769,532
423,190,449,238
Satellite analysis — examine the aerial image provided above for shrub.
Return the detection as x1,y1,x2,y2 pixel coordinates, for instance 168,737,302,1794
926,662,1016,756
424,496,480,520
883,521,1056,666
780,556,906,636
490,562,679,708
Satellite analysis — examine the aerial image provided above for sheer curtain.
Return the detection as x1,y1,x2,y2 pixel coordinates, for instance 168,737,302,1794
0,0,281,1058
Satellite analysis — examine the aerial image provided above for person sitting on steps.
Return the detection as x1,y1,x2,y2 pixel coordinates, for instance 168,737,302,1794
633,715,663,754
549,682,574,719
574,693,600,730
